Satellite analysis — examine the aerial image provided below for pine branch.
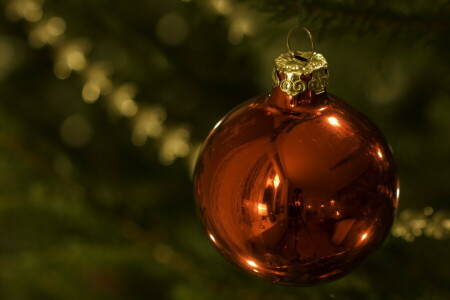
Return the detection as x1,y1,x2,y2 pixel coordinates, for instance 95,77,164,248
245,0,450,35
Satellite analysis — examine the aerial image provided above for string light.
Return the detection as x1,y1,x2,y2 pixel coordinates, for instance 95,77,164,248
82,62,113,103
4,0,258,168
392,208,450,242
4,0,194,167
159,126,191,165
5,0,43,22
28,16,66,48
210,0,233,15
109,83,138,117
205,0,257,45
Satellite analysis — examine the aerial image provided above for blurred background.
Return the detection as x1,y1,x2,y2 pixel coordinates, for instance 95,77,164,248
0,0,449,299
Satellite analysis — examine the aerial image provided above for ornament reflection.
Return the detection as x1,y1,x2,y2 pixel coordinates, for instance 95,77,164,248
327,116,340,127
195,92,398,285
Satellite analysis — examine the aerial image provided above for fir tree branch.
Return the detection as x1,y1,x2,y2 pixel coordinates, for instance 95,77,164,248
246,0,450,33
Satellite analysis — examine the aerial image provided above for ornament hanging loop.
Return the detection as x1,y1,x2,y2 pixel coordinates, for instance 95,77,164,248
286,26,315,61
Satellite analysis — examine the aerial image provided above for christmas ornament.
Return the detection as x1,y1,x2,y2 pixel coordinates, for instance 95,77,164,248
194,27,399,286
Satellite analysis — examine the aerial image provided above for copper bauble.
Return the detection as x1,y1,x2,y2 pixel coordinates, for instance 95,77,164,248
194,44,399,286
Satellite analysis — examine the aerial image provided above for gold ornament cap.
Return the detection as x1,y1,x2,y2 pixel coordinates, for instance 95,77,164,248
272,27,329,96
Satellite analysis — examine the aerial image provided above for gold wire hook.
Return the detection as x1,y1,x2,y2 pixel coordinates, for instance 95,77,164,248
286,26,315,60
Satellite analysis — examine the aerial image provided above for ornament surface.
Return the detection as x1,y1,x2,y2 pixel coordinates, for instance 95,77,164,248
194,91,399,285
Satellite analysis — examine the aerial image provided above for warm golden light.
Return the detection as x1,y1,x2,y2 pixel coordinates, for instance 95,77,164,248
213,120,222,130
273,174,280,189
361,232,368,241
7,0,44,22
46,17,66,36
82,82,101,103
54,61,71,79
132,107,167,144
257,203,268,215
211,0,233,15
209,233,216,243
327,116,340,127
336,211,340,216
66,50,86,71
330,200,335,206
377,149,383,159
246,260,258,268
120,99,139,117
159,127,191,165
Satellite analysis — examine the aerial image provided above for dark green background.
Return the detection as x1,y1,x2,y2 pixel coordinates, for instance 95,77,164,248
0,0,448,299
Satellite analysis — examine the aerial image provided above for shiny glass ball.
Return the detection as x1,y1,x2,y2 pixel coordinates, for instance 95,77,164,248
194,89,399,285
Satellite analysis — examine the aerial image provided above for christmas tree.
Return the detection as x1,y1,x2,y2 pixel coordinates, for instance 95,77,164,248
0,0,448,298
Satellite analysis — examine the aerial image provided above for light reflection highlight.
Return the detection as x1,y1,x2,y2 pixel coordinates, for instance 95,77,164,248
361,232,368,241
246,260,258,268
257,203,268,216
213,119,222,130
327,116,340,127
377,149,383,159
273,174,280,189
209,233,216,243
